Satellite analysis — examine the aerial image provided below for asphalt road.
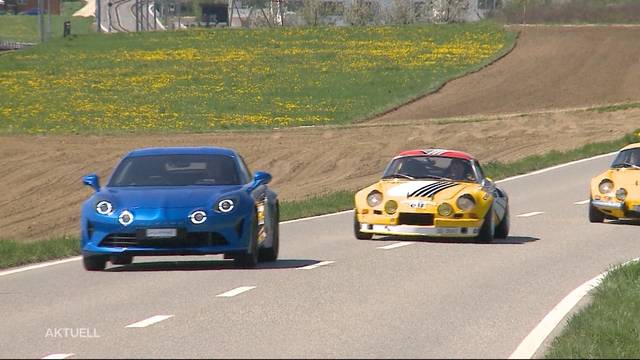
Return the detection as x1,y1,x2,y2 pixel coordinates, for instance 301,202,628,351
2,154,639,359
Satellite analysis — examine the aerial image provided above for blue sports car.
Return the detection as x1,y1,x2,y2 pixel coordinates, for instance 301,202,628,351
80,147,279,271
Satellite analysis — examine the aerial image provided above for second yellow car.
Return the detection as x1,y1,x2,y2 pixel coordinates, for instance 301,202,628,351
589,143,640,222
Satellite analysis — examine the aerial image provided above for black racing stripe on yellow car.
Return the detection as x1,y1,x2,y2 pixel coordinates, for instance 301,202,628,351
408,181,447,197
408,181,457,198
422,182,458,197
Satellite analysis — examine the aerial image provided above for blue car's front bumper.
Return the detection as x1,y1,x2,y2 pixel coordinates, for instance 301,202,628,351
81,207,252,256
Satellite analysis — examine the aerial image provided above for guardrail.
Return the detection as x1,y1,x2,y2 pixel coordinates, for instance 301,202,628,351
0,41,36,51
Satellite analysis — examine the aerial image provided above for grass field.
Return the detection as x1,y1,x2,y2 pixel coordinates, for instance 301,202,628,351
2,129,638,270
0,2,94,43
0,22,515,133
546,260,640,358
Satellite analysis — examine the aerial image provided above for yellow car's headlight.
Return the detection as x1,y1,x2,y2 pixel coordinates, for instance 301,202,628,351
599,179,614,194
384,200,398,215
616,188,627,201
456,194,476,211
438,203,453,216
367,191,383,207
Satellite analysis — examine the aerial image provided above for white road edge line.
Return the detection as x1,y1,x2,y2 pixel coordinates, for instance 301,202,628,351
0,256,82,277
42,354,74,360
216,286,256,298
298,260,335,270
517,211,545,218
495,152,617,184
574,199,590,205
281,209,354,224
0,152,617,277
509,257,640,359
125,315,173,328
377,241,414,250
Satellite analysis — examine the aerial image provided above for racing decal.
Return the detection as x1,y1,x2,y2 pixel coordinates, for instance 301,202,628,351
408,181,457,198
387,181,437,197
422,149,448,156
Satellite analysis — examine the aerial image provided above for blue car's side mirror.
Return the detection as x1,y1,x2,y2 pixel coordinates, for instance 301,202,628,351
253,171,272,186
83,173,100,192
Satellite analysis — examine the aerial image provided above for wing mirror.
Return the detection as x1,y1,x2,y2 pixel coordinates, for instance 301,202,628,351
253,171,272,186
83,173,100,192
482,177,494,187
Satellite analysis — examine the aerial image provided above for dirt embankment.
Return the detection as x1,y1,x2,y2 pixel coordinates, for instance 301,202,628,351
373,25,640,123
1,107,639,241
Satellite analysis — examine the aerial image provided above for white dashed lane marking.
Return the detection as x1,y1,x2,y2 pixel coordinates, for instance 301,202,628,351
516,212,545,218
298,261,335,270
125,315,173,328
377,242,414,250
42,353,74,359
574,199,590,205
216,286,256,298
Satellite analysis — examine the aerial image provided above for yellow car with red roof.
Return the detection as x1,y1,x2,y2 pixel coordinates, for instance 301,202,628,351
589,143,640,222
354,149,510,243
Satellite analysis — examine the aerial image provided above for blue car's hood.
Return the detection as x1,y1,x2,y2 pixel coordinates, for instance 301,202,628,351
101,186,243,209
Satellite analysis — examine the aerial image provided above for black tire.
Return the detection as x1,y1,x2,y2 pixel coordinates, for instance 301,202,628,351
235,213,259,268
495,204,510,239
354,212,373,240
110,255,133,265
83,255,107,271
476,205,495,244
589,201,606,223
259,201,279,262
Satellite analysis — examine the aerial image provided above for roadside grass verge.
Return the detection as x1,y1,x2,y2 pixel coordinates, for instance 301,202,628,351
1,129,638,270
0,22,514,133
0,235,79,269
545,260,640,358
0,2,94,43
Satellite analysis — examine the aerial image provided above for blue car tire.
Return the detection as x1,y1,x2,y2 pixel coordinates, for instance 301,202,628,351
259,201,279,262
83,254,108,271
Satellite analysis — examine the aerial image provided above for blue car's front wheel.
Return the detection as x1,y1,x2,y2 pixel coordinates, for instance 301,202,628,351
83,255,108,271
234,213,259,268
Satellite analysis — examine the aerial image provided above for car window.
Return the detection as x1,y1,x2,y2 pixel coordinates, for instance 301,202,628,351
612,148,640,168
108,154,241,186
383,156,477,182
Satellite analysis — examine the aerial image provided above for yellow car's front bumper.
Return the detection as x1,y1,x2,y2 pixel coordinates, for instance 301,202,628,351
592,199,640,219
358,216,483,238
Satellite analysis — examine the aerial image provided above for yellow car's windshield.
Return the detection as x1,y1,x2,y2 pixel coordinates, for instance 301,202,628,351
382,156,477,182
611,148,640,169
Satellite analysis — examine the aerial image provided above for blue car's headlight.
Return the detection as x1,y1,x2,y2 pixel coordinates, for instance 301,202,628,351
217,199,235,213
96,200,114,215
119,210,134,226
189,210,208,224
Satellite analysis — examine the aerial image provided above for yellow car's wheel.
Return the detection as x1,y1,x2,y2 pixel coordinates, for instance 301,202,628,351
476,206,495,244
589,201,606,223
354,213,373,240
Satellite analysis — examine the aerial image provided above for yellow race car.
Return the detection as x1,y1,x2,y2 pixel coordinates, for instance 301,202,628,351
354,149,509,243
589,143,640,222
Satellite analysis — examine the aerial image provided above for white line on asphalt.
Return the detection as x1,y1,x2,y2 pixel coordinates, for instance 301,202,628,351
298,260,335,270
574,199,590,205
42,354,74,359
216,286,256,298
0,153,617,278
0,256,82,277
517,212,544,218
281,210,354,224
509,257,640,359
377,242,414,250
496,152,617,184
125,315,173,328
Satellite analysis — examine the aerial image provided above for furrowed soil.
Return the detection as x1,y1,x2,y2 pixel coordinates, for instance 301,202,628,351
2,107,638,241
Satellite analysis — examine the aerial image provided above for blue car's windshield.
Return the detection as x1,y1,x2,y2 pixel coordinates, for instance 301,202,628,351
108,154,241,187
